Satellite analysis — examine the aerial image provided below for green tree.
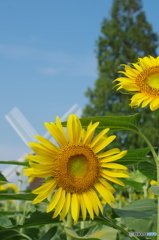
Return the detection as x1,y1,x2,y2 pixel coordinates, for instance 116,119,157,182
83,0,159,149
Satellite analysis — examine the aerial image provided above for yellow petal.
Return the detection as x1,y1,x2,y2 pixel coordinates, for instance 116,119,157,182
99,178,115,193
27,154,54,164
102,169,129,178
100,172,125,186
100,150,127,163
95,183,114,206
56,116,67,141
44,122,67,146
47,187,63,213
71,193,80,223
87,191,99,216
150,98,159,111
35,135,59,152
60,192,71,220
101,163,127,170
89,189,103,214
93,135,116,153
82,193,94,220
32,187,53,204
141,96,153,108
82,122,99,145
32,179,56,194
97,148,120,158
90,128,110,148
78,194,87,221
53,190,65,218
29,142,54,157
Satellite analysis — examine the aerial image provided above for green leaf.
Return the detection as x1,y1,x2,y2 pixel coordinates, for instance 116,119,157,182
0,211,22,216
0,193,36,201
149,186,159,196
24,228,39,239
113,199,157,233
0,216,13,228
22,211,60,228
65,224,118,240
116,147,152,166
122,179,144,190
138,160,157,181
38,226,57,240
0,229,32,240
62,114,141,132
0,173,8,183
0,161,29,167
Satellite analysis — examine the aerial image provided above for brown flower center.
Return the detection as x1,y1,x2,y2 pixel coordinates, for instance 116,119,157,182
54,145,100,193
136,66,159,96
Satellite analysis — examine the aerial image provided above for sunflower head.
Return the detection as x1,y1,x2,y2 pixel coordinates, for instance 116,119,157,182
114,56,159,111
24,114,128,223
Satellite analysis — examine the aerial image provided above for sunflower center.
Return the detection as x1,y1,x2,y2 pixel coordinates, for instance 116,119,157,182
147,73,159,89
55,145,100,193
68,155,88,178
136,66,159,96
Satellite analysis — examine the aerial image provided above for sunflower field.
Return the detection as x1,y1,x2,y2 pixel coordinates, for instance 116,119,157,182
0,56,159,240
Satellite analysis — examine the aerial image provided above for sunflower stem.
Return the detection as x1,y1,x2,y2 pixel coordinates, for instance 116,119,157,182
138,131,158,160
138,131,159,239
66,209,73,240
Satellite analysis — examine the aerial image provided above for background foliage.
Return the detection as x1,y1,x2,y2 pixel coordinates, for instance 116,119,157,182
83,0,159,150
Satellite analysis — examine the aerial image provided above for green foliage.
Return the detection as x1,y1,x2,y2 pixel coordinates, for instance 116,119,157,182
0,161,29,167
117,147,153,165
83,0,159,150
78,114,141,132
65,225,118,240
22,211,59,228
150,186,159,196
0,173,8,183
138,160,157,181
113,199,157,239
38,226,57,240
0,193,38,201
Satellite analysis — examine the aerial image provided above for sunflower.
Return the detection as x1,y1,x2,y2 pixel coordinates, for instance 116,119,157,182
114,56,159,111
24,114,128,223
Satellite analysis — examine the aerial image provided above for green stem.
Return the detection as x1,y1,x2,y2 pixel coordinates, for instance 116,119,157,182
138,131,158,160
66,209,73,240
138,131,159,239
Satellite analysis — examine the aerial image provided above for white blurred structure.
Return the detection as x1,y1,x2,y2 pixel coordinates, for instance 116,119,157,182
3,104,82,182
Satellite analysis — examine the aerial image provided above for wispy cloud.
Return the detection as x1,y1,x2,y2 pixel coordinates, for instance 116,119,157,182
0,43,97,77
39,67,59,76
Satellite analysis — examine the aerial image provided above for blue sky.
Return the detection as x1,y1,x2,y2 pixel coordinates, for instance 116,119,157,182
0,0,159,162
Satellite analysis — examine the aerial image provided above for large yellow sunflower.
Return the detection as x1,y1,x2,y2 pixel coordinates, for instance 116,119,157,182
24,114,128,223
114,56,159,111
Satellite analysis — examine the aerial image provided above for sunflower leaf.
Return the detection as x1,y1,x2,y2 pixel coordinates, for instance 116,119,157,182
0,160,29,167
113,199,157,236
38,226,57,240
116,147,152,166
149,186,159,196
0,228,32,240
21,211,60,228
0,172,8,183
121,179,144,190
138,160,157,181
65,225,118,240
0,193,37,201
62,114,141,132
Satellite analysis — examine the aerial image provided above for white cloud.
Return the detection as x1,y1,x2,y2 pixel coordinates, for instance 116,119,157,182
40,67,59,76
0,43,97,77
